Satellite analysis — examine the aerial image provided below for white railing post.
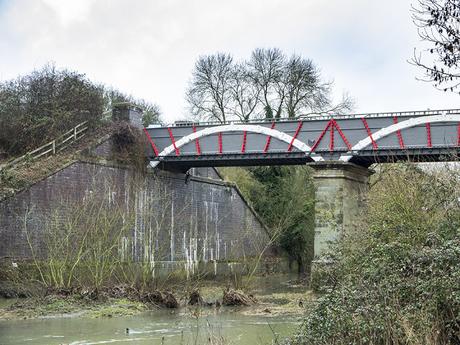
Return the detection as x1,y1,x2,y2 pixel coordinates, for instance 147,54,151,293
74,126,77,141
52,140,56,155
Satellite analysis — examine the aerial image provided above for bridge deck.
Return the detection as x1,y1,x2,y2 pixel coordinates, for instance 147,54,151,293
144,109,460,169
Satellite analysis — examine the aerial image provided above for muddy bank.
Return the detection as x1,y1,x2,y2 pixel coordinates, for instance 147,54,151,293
0,275,315,320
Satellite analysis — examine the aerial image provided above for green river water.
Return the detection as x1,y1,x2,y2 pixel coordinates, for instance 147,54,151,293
0,275,304,344
0,309,298,344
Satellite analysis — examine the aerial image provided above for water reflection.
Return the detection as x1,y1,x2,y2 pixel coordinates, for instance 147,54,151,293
0,308,299,344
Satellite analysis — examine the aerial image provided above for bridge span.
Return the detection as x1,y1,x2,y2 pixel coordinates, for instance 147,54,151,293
144,109,460,259
145,108,460,171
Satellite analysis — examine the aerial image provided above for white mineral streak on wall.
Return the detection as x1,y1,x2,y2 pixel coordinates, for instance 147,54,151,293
203,201,208,262
183,191,199,277
228,262,237,273
216,232,220,261
120,236,128,261
107,184,112,204
109,168,261,276
212,188,220,261
183,231,190,278
124,172,130,249
138,187,145,261
170,197,175,262
191,192,198,274
194,206,198,262
150,189,156,280
133,186,139,260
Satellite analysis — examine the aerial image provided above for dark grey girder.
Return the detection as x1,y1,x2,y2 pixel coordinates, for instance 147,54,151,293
144,109,460,170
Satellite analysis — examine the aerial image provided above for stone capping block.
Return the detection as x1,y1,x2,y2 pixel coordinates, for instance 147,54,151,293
308,161,373,184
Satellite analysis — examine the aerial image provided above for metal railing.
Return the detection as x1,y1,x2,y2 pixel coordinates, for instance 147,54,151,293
0,121,88,171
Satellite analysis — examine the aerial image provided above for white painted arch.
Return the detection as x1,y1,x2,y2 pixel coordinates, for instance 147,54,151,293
340,114,460,162
150,123,323,168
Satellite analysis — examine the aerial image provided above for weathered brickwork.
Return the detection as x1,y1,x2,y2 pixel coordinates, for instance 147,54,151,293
0,161,270,264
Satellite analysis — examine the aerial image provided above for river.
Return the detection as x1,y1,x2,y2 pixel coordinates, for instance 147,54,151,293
0,275,305,345
0,309,298,344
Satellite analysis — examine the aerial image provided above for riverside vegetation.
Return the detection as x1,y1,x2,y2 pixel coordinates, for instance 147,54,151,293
288,163,460,345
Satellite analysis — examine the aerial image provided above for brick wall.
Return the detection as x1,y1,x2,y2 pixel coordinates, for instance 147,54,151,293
0,161,270,264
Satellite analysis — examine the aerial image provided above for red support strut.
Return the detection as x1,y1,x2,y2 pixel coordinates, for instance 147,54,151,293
167,127,180,156
143,128,159,156
287,121,303,152
393,116,405,149
241,131,247,153
457,123,460,146
426,123,432,148
332,120,352,150
218,132,223,154
361,118,378,150
329,121,335,151
192,126,201,155
310,120,331,152
263,121,276,153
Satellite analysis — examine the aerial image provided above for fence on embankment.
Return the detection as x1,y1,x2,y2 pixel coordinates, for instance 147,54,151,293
0,121,89,172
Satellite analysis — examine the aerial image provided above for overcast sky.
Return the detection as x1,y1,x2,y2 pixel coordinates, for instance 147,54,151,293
0,0,459,123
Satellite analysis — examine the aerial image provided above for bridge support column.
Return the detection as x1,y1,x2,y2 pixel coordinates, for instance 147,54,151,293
310,161,372,258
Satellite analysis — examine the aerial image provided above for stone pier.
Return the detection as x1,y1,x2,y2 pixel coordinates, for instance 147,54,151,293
309,162,372,258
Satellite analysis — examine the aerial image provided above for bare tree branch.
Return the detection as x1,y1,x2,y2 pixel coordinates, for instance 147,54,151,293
411,0,460,92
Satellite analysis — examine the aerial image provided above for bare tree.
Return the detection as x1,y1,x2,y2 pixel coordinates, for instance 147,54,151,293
284,55,331,118
412,0,460,92
186,53,234,123
249,49,353,118
228,63,261,122
186,48,353,122
247,48,286,118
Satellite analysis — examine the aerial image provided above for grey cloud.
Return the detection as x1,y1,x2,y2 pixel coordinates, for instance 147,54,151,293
0,0,459,123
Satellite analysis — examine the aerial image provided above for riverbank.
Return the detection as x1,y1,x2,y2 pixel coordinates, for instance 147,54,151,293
0,274,314,321
0,274,312,345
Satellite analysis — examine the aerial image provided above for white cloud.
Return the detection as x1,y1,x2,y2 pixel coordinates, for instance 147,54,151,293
0,0,459,123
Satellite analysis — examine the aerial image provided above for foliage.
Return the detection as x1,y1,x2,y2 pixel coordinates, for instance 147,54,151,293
137,101,161,127
111,122,149,173
0,64,161,158
186,48,353,122
412,0,460,92
0,64,104,156
103,87,161,127
220,166,315,276
291,164,460,345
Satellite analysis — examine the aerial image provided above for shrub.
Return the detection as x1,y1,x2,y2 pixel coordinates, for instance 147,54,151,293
0,64,104,156
291,164,460,345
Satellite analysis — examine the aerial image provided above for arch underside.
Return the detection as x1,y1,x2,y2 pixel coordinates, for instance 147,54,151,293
149,115,460,168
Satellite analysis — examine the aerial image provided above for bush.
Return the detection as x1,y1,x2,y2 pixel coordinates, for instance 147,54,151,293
0,64,105,156
291,164,460,345
219,166,316,276
0,65,161,158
